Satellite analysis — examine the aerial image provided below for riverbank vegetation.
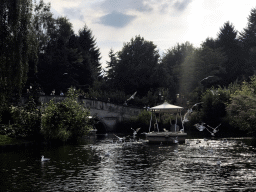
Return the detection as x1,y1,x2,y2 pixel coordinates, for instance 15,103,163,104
1,0,256,144
41,88,92,142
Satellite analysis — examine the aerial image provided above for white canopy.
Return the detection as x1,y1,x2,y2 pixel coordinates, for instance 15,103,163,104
149,101,183,113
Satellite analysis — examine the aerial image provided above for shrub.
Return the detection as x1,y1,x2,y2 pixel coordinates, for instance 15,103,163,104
7,97,41,139
41,87,92,142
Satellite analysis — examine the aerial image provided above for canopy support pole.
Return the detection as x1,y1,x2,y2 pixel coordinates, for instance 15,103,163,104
149,112,152,132
155,113,159,132
180,111,185,132
175,114,177,132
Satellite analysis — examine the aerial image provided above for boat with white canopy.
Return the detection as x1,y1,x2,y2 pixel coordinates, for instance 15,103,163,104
146,101,187,144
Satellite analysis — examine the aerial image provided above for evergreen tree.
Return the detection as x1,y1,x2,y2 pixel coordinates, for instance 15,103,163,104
78,25,102,86
216,21,244,85
106,48,117,81
239,8,256,78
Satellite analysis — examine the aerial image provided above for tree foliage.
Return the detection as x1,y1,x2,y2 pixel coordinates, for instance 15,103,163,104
110,36,161,96
161,42,194,98
216,21,244,85
41,87,92,142
0,0,35,110
226,76,256,137
239,8,256,79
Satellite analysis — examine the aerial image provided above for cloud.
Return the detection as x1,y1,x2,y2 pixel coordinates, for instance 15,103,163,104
173,0,193,11
98,0,152,13
98,11,136,28
63,7,84,21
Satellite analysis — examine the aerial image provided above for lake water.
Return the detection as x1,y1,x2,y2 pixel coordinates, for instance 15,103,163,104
1,135,256,192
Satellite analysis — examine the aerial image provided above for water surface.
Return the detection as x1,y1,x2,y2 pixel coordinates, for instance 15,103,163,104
1,135,256,191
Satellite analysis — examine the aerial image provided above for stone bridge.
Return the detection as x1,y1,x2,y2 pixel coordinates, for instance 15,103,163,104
38,96,143,133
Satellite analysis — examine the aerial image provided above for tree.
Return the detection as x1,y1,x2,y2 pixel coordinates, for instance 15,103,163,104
239,8,256,78
226,76,256,137
37,16,76,95
201,37,218,49
78,25,102,86
161,42,194,99
106,48,117,81
194,46,227,88
112,35,160,96
0,0,35,116
216,21,244,85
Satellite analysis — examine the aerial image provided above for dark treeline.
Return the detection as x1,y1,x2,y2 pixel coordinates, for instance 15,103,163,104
1,0,256,137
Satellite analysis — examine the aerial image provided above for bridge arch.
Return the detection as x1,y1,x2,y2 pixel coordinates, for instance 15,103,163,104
94,118,107,134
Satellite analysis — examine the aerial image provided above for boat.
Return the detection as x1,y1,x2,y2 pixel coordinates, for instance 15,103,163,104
146,132,187,144
146,101,187,144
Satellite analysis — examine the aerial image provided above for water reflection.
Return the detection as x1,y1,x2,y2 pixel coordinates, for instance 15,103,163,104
1,136,256,191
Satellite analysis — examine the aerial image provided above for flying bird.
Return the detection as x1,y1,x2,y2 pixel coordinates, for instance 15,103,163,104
194,123,206,131
182,102,203,124
200,76,214,82
131,127,141,136
41,155,50,162
126,91,137,101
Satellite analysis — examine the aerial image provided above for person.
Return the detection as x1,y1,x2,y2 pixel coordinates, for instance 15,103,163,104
170,120,179,132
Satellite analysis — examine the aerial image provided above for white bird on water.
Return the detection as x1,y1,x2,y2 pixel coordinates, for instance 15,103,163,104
173,137,179,144
114,134,126,143
41,155,50,162
217,159,221,166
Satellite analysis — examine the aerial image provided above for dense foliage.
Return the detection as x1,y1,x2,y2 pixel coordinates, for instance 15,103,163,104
0,98,41,139
0,0,37,116
41,88,92,142
227,76,256,137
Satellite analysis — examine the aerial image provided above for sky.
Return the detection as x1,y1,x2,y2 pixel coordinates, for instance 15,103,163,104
43,0,256,69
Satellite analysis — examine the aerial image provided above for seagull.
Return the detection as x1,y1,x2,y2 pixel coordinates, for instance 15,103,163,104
217,159,221,166
131,127,141,137
126,91,137,101
194,123,206,131
200,76,214,82
182,102,203,124
163,128,168,132
41,155,50,162
173,137,179,144
207,124,221,134
114,134,126,143
191,102,204,109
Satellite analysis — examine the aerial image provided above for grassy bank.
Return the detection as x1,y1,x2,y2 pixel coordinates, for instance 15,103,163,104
0,134,26,146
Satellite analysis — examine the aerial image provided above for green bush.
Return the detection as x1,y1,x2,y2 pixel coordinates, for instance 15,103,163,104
7,98,41,139
227,76,256,137
41,87,92,142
